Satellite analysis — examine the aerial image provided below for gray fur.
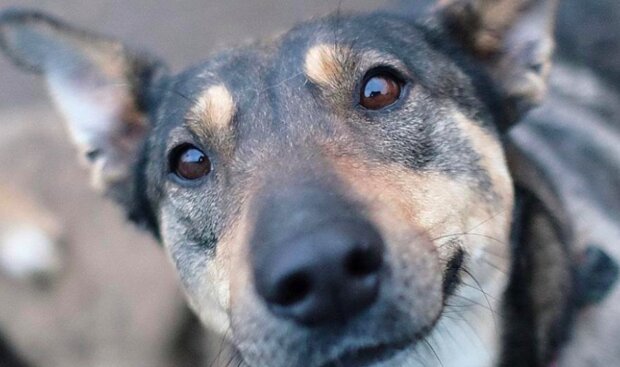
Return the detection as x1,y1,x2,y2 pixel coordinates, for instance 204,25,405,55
2,1,618,366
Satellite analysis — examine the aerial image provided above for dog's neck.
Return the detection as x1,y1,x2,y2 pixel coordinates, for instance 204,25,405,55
502,186,575,366
502,141,618,367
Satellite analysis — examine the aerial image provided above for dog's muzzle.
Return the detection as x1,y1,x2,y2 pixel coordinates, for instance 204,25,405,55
250,185,385,326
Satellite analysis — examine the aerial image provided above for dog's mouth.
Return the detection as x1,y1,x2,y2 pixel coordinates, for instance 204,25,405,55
319,249,465,367
318,311,449,367
320,337,414,367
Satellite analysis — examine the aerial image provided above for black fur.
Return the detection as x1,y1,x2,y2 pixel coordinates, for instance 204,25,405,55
502,143,578,366
0,332,31,367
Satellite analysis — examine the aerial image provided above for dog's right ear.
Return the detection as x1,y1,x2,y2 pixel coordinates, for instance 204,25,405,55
430,0,559,130
0,9,166,206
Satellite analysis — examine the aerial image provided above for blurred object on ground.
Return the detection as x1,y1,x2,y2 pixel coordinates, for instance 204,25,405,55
0,104,184,367
0,184,64,284
0,330,31,367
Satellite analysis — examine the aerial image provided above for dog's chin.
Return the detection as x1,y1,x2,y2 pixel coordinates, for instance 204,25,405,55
232,307,442,367
228,302,450,367
316,312,444,367
276,316,441,367
319,336,417,367
231,333,423,367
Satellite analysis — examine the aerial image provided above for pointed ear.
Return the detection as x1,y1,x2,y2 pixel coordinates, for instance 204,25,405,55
433,0,559,129
0,9,166,203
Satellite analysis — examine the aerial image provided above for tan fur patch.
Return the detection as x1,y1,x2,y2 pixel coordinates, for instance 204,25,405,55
331,160,507,250
438,0,557,119
0,185,63,238
189,191,254,334
454,111,514,207
188,84,235,135
304,44,345,88
324,110,514,267
438,0,529,55
473,0,527,55
322,155,513,351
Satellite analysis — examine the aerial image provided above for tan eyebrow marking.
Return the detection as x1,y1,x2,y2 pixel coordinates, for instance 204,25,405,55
188,84,235,134
304,44,346,88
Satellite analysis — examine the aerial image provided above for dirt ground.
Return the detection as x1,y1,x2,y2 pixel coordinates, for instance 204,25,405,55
0,1,389,366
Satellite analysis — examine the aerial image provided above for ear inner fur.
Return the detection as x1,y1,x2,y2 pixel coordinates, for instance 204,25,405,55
0,9,166,228
435,0,559,125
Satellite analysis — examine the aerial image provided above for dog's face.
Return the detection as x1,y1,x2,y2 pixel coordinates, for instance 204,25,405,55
0,1,557,366
156,16,515,366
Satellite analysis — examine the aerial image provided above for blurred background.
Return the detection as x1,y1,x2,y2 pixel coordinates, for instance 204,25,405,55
0,1,389,366
0,0,618,367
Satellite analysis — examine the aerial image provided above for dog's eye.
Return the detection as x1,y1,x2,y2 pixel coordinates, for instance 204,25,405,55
360,70,402,110
170,144,212,180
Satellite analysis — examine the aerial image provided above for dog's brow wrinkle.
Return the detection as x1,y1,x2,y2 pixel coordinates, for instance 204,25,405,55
260,71,306,93
189,84,236,133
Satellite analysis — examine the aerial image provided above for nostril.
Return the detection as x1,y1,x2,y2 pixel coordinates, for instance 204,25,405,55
345,244,383,278
253,217,386,325
274,271,312,307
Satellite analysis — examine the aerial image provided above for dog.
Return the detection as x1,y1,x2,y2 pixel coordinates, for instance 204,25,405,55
0,0,618,366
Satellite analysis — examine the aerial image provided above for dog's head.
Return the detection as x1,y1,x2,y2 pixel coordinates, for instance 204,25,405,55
0,1,558,365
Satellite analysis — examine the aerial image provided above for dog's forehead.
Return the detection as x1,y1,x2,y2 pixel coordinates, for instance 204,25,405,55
163,13,429,126
151,12,496,186
154,11,494,176
161,14,456,157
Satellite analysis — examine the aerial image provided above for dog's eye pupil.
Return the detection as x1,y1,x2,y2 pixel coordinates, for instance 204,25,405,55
360,72,401,110
170,145,211,180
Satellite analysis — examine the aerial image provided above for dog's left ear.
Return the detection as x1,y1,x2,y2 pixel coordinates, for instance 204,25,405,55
433,0,558,129
0,9,166,205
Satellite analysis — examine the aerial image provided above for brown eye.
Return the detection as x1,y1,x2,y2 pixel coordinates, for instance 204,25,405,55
170,144,212,180
360,70,402,110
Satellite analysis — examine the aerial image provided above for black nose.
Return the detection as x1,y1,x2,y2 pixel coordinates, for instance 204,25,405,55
253,220,384,326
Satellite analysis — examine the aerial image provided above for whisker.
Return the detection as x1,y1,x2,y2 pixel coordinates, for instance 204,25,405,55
462,268,502,326
447,310,488,355
459,281,500,301
467,207,510,232
477,255,508,274
449,294,493,311
259,71,306,93
434,232,508,246
478,245,510,260
423,339,444,367
209,326,233,367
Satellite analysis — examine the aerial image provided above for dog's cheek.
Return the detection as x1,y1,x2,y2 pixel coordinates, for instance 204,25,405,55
222,208,255,320
327,161,460,313
224,207,299,367
194,205,263,339
367,201,445,324
157,203,232,334
426,112,514,330
453,111,514,271
454,112,515,209
329,153,512,294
